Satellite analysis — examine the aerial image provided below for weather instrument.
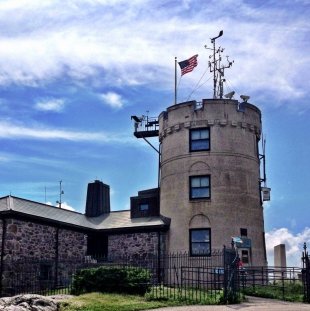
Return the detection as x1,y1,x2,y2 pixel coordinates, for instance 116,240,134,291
205,30,234,99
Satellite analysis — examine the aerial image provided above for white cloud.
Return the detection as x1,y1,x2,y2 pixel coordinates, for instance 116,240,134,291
100,92,124,109
0,120,131,143
60,201,75,211
46,201,75,211
0,0,307,108
0,155,9,162
35,98,66,112
265,227,310,267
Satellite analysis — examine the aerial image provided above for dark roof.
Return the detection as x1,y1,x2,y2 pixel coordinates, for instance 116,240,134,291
0,196,169,231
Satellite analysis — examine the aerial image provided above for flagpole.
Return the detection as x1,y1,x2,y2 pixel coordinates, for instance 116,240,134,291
174,57,177,105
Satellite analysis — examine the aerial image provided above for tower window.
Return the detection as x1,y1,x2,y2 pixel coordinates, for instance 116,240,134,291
190,228,211,256
190,128,210,151
240,228,248,237
139,203,149,211
190,175,210,199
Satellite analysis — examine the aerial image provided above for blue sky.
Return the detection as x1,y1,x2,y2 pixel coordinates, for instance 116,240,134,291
0,0,309,266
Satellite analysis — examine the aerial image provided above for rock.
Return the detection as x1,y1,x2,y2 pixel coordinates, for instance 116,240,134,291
0,294,58,311
48,294,74,301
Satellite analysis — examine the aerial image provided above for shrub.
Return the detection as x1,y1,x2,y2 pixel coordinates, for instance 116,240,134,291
71,266,151,295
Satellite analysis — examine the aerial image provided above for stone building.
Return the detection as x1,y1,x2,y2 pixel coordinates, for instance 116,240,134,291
0,101,267,270
0,100,268,270
0,186,169,294
157,99,267,266
0,190,169,262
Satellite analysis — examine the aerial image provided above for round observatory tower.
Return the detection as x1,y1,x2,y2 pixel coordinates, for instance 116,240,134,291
159,99,267,266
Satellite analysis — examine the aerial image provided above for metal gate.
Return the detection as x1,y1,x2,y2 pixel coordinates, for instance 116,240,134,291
223,245,239,303
302,243,310,303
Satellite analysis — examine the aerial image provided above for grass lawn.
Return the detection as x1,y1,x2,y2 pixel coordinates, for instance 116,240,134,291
59,292,182,311
242,282,304,302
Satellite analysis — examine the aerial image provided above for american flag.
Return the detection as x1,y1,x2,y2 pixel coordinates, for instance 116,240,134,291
178,54,198,76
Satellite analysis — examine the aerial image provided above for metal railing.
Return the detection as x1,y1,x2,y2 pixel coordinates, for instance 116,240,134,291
241,266,303,301
1,251,308,304
0,250,235,303
302,243,310,302
132,116,159,134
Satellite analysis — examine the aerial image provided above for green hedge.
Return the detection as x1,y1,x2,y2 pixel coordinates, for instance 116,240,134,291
71,266,151,295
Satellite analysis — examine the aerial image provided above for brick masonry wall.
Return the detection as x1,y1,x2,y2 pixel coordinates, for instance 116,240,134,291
1,218,87,261
108,232,159,259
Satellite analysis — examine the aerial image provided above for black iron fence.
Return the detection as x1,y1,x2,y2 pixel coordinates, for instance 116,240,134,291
240,266,303,301
2,246,309,304
223,246,239,303
302,243,310,303
0,259,81,297
0,248,239,303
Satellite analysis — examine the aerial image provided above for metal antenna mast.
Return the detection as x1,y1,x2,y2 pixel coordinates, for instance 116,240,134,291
205,30,234,99
56,180,64,208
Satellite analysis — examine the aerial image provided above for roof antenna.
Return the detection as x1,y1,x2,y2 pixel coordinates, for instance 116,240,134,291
205,30,234,99
56,180,64,208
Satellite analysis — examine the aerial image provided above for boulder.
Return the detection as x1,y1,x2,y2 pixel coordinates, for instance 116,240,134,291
0,294,58,311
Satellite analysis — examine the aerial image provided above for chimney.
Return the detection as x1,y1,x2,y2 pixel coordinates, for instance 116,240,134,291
85,180,110,217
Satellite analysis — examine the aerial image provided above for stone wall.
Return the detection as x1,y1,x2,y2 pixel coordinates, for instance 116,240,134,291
4,219,56,261
0,219,3,255
108,232,159,258
1,218,87,261
0,218,87,296
58,229,87,260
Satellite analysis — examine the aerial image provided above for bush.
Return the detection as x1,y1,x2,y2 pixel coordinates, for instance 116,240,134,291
71,266,151,295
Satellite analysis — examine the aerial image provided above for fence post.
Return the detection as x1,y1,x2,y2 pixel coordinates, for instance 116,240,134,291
223,245,227,303
281,271,285,300
302,242,310,303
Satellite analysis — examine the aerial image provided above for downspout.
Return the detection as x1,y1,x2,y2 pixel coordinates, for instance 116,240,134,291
157,142,162,219
157,142,162,283
157,142,161,193
157,141,162,283
0,218,6,296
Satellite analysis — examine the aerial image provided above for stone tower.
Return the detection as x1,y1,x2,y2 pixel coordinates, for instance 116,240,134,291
132,31,269,266
158,99,267,266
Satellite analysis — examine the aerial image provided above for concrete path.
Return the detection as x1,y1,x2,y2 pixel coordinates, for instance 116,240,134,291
144,296,310,311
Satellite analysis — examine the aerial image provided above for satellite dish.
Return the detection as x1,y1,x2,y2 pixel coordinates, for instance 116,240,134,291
240,95,250,102
224,91,235,99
